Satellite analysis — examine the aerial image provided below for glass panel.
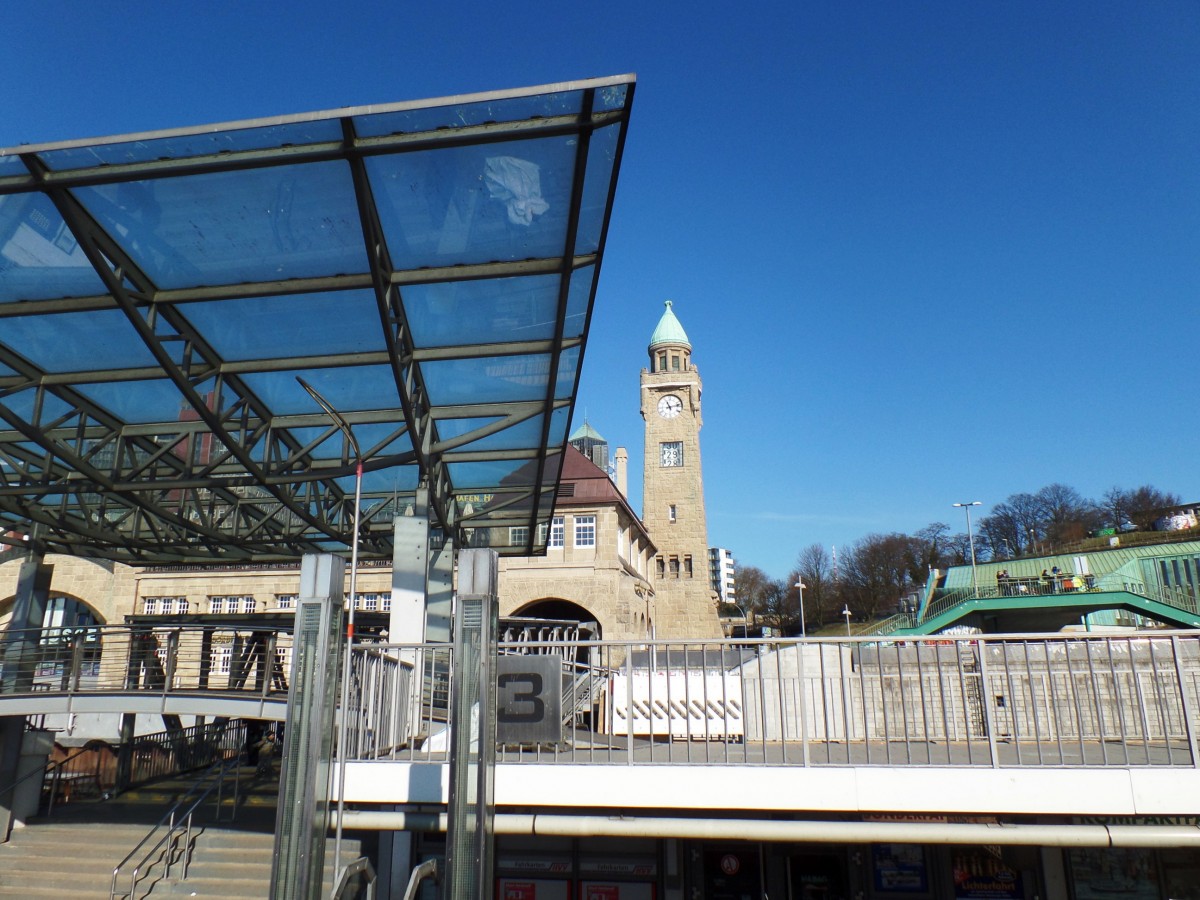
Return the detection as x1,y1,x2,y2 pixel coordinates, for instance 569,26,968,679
449,459,531,489
71,161,367,290
2,388,79,427
39,120,344,170
574,122,621,255
0,310,155,372
242,364,396,415
421,353,551,406
402,274,562,346
594,83,630,113
74,378,190,424
563,266,594,340
553,346,581,398
0,193,105,302
182,289,380,360
354,91,583,137
367,137,576,269
0,156,27,177
436,415,545,453
546,405,570,447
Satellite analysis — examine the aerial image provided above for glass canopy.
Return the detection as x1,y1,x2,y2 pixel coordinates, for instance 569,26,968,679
0,76,635,563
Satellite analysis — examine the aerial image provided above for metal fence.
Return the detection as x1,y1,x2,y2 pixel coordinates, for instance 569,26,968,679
346,633,1200,768
0,624,293,700
5,627,1198,770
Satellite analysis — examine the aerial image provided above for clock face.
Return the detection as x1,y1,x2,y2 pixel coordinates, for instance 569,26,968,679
660,441,683,467
657,395,683,419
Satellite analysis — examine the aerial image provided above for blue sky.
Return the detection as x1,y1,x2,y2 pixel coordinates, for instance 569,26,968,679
3,1,1196,578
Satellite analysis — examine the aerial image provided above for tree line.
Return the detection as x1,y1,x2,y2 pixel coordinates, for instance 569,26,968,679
728,483,1184,633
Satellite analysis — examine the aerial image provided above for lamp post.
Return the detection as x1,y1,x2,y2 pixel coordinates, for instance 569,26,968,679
297,377,362,884
795,579,808,638
953,501,983,598
841,604,852,636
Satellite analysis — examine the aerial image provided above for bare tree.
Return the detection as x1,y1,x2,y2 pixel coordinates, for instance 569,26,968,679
792,543,833,629
839,534,913,623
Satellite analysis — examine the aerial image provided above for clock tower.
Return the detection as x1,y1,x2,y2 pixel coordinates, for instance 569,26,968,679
641,301,722,638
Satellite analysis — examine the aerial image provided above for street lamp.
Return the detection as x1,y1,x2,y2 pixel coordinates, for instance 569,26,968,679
795,579,808,638
297,377,363,883
841,604,852,636
953,501,983,598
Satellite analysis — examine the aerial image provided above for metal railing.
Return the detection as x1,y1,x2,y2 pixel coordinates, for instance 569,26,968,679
0,624,294,701
109,750,247,900
332,856,379,900
916,575,1200,628
0,720,247,822
345,633,1200,769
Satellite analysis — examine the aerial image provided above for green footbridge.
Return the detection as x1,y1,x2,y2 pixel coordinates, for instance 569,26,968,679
870,541,1200,636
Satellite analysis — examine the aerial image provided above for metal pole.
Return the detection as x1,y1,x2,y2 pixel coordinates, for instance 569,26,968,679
954,501,983,597
842,605,852,637
795,580,807,638
296,377,362,884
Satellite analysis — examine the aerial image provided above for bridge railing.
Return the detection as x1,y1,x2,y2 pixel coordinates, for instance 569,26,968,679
346,632,1200,769
0,624,294,700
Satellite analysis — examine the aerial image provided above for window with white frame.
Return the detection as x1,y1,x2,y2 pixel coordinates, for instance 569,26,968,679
574,515,596,548
537,521,548,544
362,593,379,612
143,598,158,615
381,593,391,612
242,597,257,614
277,594,296,610
209,597,225,615
161,597,176,615
177,598,189,614
212,646,232,675
548,516,564,548
509,526,530,547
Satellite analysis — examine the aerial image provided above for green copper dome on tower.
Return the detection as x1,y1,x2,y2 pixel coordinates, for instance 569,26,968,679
648,300,691,350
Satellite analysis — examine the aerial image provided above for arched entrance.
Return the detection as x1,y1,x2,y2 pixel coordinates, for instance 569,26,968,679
0,593,104,632
508,598,601,641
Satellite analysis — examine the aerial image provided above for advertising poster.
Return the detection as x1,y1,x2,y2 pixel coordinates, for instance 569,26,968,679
497,878,572,900
872,844,929,893
1068,848,1160,900
952,850,1022,900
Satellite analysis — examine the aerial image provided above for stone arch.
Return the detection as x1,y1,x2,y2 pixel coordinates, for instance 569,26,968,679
0,591,106,631
510,597,601,640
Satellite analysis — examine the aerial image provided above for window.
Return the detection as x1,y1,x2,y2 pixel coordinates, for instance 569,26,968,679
212,646,232,675
509,525,530,547
574,515,596,548
669,556,680,578
548,516,565,548
684,555,693,578
656,556,665,578
660,441,683,467
381,593,392,612
277,594,296,610
669,504,677,523
657,351,667,372
143,598,158,615
177,598,189,614
671,354,680,371
363,594,379,612
537,521,548,544
161,598,177,615
242,597,257,614
209,597,224,615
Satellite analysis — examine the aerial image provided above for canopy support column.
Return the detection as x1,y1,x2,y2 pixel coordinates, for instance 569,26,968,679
270,553,344,900
0,552,53,842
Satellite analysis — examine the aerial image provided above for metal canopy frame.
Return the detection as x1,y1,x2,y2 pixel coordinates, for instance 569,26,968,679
0,76,634,563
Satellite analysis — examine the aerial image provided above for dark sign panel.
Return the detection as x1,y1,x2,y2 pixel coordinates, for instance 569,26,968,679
497,654,563,744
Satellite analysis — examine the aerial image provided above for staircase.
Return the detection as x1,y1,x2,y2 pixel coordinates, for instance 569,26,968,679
0,766,364,899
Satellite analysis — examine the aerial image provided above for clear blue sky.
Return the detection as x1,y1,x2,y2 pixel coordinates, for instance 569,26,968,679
3,1,1196,579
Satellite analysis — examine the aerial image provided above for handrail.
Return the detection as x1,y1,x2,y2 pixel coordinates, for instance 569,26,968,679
401,859,437,900
0,742,93,821
332,856,381,900
108,751,245,900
